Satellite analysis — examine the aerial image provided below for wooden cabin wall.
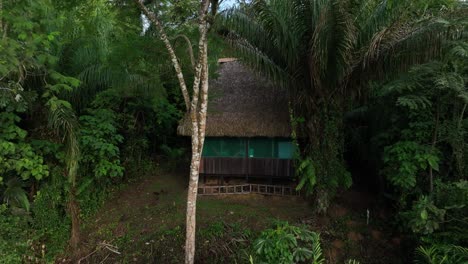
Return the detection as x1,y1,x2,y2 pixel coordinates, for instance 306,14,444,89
200,157,294,179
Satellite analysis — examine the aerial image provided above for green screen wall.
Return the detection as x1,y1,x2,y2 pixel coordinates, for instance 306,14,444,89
202,137,246,157
202,137,295,159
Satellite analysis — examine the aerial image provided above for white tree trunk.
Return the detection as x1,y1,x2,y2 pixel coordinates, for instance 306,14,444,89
185,147,201,264
133,1,211,263
186,29,209,264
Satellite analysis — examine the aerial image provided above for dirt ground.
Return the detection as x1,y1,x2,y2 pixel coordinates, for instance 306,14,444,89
71,166,404,263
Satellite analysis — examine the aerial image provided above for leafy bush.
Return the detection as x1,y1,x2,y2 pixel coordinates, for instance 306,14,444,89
253,222,324,264
32,179,70,260
78,108,124,217
0,112,50,213
0,113,49,185
0,205,34,263
79,109,124,179
383,141,439,191
402,196,446,235
402,181,468,262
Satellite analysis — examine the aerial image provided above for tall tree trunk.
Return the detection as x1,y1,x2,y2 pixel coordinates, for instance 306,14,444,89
185,6,209,262
133,1,212,263
185,149,201,264
186,38,209,263
68,186,81,251
48,102,81,256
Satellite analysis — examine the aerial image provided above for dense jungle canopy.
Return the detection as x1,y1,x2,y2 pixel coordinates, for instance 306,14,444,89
0,0,467,263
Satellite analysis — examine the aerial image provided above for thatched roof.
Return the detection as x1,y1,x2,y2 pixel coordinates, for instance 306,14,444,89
177,60,291,137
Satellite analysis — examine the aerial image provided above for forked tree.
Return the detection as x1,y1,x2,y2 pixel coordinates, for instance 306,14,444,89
134,1,214,263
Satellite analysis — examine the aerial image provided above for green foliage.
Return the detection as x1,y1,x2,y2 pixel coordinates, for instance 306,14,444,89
0,0,62,82
0,113,49,184
383,141,439,191
32,178,70,260
376,39,468,204
0,112,49,212
253,222,324,264
399,181,468,264
342,5,467,262
295,157,317,192
80,109,124,179
415,244,468,264
219,0,460,210
78,108,124,217
0,0,191,261
0,205,33,263
402,196,446,235
3,178,30,212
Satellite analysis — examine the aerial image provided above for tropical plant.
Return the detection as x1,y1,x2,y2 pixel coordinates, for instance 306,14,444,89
345,29,468,263
220,0,465,210
1,0,90,253
0,113,49,188
0,0,208,261
77,107,124,217
0,204,34,263
253,221,324,264
415,244,468,264
57,0,169,111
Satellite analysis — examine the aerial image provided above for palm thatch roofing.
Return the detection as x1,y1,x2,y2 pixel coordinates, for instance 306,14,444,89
177,59,291,137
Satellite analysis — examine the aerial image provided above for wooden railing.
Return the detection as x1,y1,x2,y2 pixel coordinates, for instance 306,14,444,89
198,184,300,196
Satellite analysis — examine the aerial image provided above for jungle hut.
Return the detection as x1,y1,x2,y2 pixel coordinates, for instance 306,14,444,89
178,59,295,183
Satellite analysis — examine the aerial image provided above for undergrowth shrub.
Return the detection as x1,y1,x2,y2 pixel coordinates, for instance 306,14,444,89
0,205,33,263
197,221,253,263
32,179,70,260
252,221,324,264
78,108,124,218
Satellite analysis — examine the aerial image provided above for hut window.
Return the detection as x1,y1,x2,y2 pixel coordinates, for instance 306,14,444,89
202,138,294,159
248,138,274,158
277,140,294,159
248,138,294,159
202,138,246,157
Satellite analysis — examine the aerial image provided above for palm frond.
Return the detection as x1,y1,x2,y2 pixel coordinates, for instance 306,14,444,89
47,99,80,185
2,178,30,212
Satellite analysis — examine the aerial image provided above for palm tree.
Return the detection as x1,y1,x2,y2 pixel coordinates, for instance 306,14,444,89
57,0,169,111
47,98,81,250
220,0,466,210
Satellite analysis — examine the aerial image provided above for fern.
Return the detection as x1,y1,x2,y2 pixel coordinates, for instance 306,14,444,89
2,178,30,212
415,244,468,264
295,157,317,192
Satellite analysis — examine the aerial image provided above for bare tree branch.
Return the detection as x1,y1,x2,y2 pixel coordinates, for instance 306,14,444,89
173,34,196,70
